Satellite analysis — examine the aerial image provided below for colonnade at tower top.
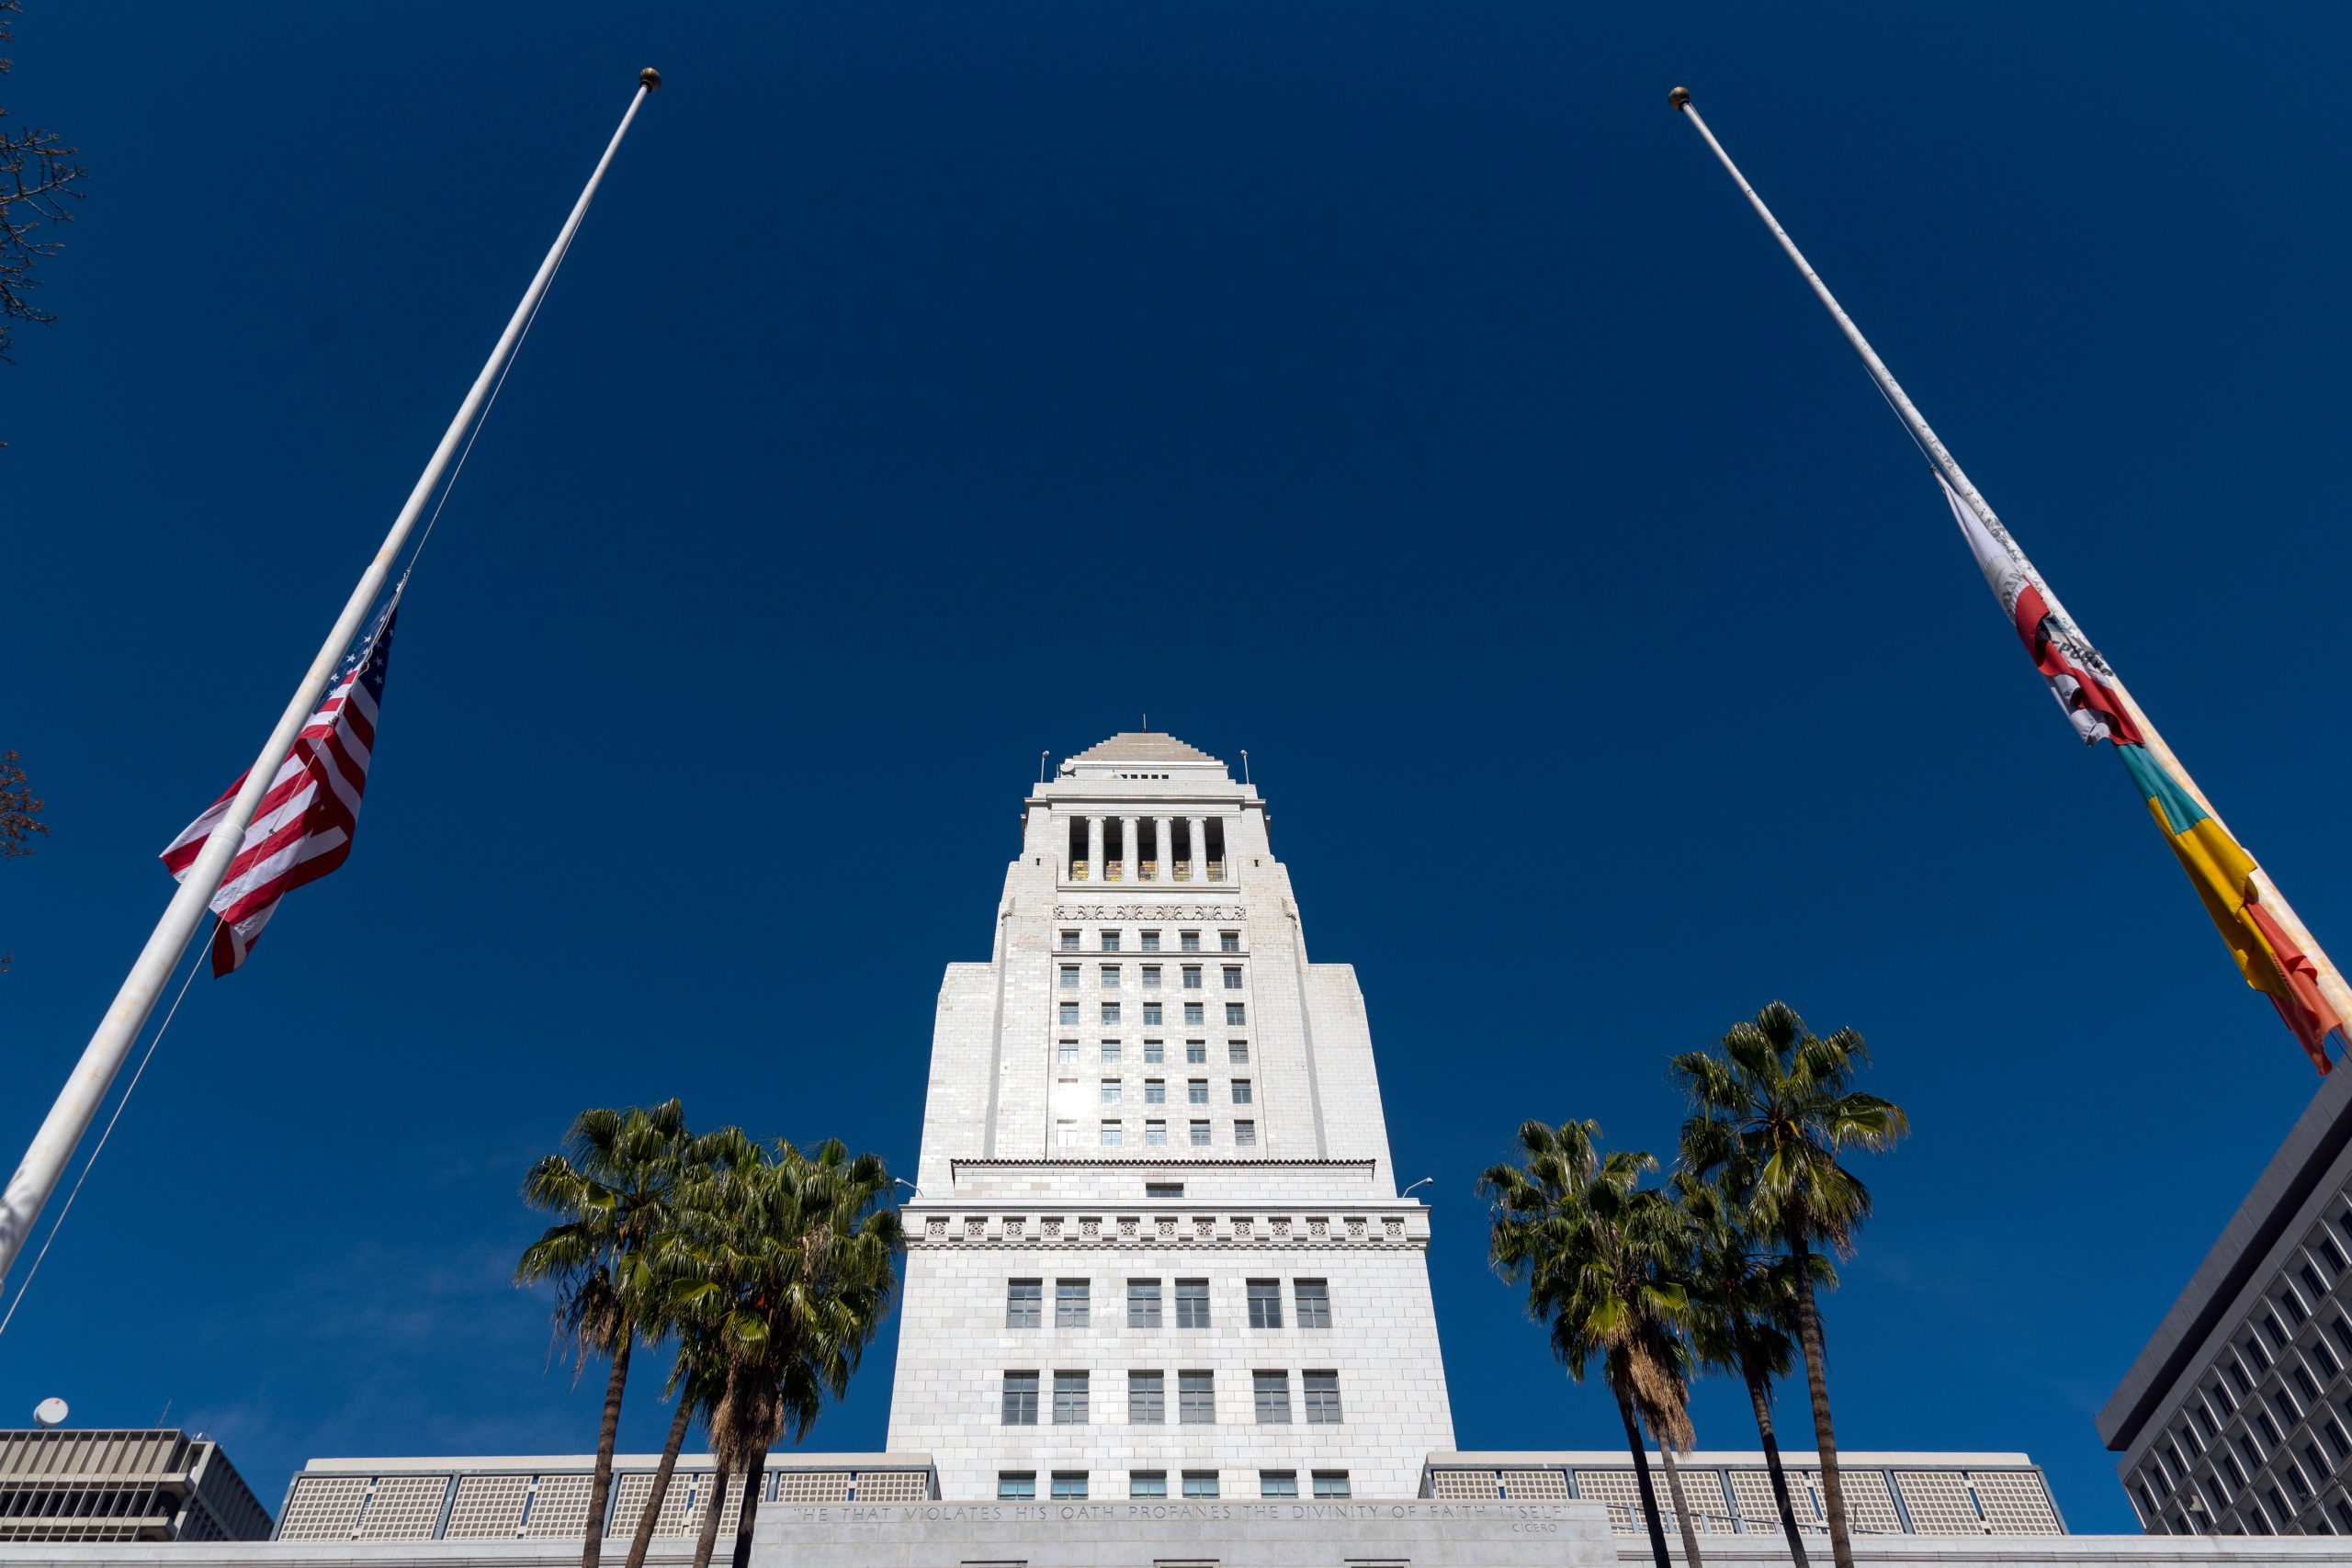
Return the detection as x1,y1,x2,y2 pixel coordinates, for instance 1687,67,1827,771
1061,812,1229,885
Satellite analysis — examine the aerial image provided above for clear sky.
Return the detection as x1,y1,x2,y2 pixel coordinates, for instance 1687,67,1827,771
6,0,2351,1537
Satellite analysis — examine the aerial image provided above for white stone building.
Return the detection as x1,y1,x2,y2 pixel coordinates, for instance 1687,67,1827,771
885,731,1455,1505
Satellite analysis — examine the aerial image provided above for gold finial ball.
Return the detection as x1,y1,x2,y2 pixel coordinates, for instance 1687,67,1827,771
1668,85,1691,111
639,67,663,90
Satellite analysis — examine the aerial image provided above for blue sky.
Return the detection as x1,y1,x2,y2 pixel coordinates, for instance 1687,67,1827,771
6,0,2352,1536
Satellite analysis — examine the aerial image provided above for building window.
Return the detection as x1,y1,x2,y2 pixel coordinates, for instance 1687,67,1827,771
1059,1003,1080,1027
1146,1120,1167,1145
1179,1369,1216,1423
1304,1371,1342,1424
1002,1371,1039,1425
1143,1002,1164,1026
1059,931,1080,951
1312,1472,1351,1499
1235,1120,1257,1146
1220,931,1239,953
1190,1120,1211,1146
1057,1280,1090,1327
1188,1079,1209,1104
1143,1040,1165,1064
1182,1471,1218,1498
1248,1280,1283,1328
1253,1371,1292,1424
1146,1079,1167,1104
1129,1371,1165,1424
1053,1371,1090,1424
1129,1279,1162,1326
1102,1003,1122,1026
1186,1041,1208,1064
1227,1003,1246,1026
1058,1040,1079,1069
1057,1120,1078,1147
1176,1280,1210,1329
1231,1079,1253,1104
998,1472,1035,1501
1295,1280,1330,1328
1102,1079,1123,1105
1006,1279,1042,1329
1147,1180,1183,1198
1102,1040,1123,1066
1059,965,1080,989
1223,966,1243,989
1101,931,1121,952
1050,1472,1088,1500
1182,966,1203,990
1101,964,1121,988
1142,964,1161,989
1130,1471,1167,1499
1259,1472,1297,1498
1228,1040,1250,1064
1181,931,1201,953
1102,1121,1124,1147
1142,931,1161,953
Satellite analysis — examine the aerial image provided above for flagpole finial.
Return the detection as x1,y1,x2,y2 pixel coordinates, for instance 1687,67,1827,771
639,67,663,90
1668,85,1692,112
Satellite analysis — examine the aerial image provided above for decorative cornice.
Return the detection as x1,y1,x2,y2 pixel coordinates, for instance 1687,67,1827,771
1050,902,1248,922
908,1209,1420,1253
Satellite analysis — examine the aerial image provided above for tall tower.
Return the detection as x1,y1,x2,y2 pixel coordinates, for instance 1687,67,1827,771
887,733,1454,1504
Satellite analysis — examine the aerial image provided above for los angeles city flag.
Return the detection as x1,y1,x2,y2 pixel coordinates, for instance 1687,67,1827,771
1939,478,2340,1073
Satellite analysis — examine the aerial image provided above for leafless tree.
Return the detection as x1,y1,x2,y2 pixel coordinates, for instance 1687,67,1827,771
0,0,85,364
1,748,47,973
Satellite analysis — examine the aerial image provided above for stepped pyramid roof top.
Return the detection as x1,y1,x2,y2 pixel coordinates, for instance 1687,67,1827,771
1067,731,1218,765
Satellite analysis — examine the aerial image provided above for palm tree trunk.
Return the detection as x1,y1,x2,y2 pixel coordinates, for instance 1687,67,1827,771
1655,1440,1707,1567
1612,1379,1672,1568
1737,1345,1810,1568
624,1389,696,1568
1786,1229,1853,1568
582,1333,632,1568
688,1466,730,1568
728,1447,769,1568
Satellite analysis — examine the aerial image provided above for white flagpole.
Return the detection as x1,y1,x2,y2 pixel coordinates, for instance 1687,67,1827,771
1667,85,2352,1042
0,68,665,1290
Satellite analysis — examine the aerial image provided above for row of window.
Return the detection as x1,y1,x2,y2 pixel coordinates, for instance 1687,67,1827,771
2140,1201,2352,1535
1060,965,1247,990
998,1470,1349,1501
1060,1003,1247,1027
1088,1079,1253,1106
1062,931,1242,953
1064,1119,1255,1148
1061,1040,1249,1067
1008,1278,1331,1329
1001,1369,1342,1426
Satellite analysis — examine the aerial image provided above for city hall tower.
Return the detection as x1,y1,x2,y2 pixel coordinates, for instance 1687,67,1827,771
886,732,1456,1503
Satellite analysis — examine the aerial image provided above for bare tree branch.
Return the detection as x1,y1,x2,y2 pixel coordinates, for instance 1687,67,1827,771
0,0,85,365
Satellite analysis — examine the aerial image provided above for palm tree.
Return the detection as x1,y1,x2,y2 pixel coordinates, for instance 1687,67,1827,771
516,1100,704,1568
622,1129,761,1568
669,1137,905,1568
1482,1118,1702,1568
1672,1003,1908,1568
1674,1168,1827,1567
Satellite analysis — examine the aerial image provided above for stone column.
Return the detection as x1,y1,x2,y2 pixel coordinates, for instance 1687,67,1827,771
1122,815,1140,885
1085,815,1103,883
1155,816,1174,884
1191,816,1212,883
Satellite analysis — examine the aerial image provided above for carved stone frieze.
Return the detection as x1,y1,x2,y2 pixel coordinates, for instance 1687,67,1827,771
1051,903,1248,923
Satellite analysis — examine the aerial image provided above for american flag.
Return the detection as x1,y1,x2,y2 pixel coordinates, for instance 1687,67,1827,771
162,598,401,975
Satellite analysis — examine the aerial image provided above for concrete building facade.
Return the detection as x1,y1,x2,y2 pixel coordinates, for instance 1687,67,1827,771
885,732,1455,1504
0,1430,270,1543
2100,1059,2352,1536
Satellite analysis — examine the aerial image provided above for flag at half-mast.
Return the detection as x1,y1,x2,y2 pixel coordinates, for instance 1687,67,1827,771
161,595,401,976
1938,478,2340,1072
